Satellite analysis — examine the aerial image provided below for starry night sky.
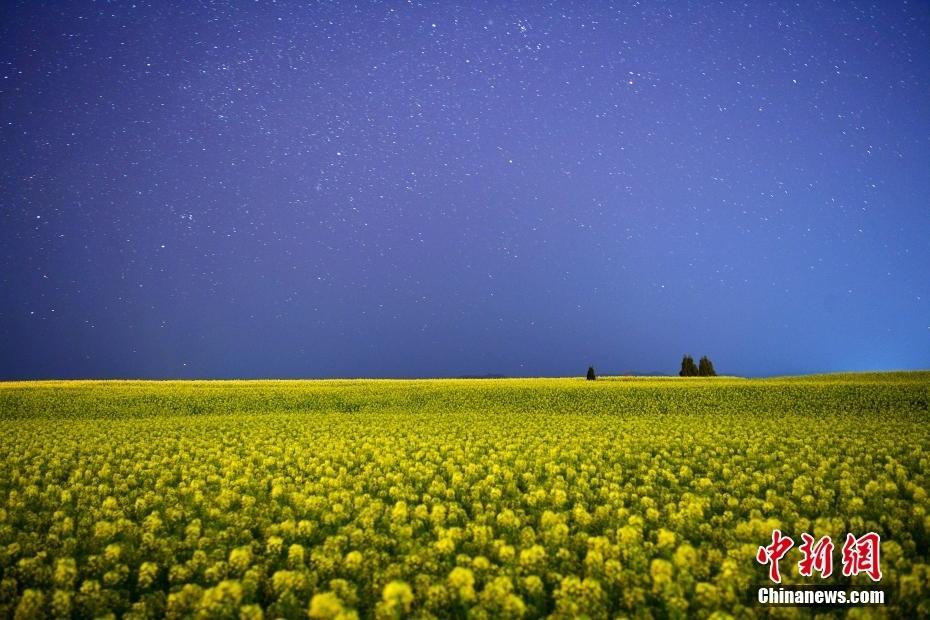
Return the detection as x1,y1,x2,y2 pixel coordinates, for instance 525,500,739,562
1,1,928,379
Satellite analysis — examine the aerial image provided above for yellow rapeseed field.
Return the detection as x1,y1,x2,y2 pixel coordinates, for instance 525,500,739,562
1,373,928,618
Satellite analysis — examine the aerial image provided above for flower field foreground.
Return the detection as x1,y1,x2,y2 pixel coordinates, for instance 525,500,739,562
1,373,928,618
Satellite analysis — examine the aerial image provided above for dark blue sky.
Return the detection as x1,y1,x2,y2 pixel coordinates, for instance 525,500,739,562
2,1,928,379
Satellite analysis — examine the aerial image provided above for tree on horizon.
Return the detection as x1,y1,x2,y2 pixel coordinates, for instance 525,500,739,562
586,366,597,381
698,356,717,376
679,355,699,377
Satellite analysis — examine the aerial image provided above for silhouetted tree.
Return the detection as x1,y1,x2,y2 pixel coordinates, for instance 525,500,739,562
698,356,717,376
586,366,597,381
679,355,698,377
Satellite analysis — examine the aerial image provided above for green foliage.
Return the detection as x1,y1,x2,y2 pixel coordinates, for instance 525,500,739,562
0,373,928,618
586,366,596,381
679,355,699,377
698,356,717,377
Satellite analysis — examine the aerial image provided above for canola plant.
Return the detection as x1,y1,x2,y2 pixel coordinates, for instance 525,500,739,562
0,373,928,618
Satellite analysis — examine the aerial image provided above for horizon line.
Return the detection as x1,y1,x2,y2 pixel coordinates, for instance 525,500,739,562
2,369,928,383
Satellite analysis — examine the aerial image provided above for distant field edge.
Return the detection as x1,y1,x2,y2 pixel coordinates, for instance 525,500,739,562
1,369,929,387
